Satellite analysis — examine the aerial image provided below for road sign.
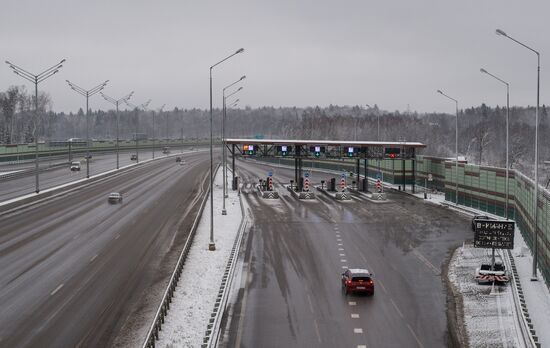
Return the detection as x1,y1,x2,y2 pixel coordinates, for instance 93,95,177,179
473,219,515,249
376,173,381,180
304,178,310,191
304,172,309,178
341,173,346,178
428,174,433,182
268,171,273,177
340,178,346,190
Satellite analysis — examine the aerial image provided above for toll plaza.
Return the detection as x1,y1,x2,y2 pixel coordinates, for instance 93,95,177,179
224,138,427,193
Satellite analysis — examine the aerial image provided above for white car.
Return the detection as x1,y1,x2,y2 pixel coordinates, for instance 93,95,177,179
70,161,81,171
108,192,123,204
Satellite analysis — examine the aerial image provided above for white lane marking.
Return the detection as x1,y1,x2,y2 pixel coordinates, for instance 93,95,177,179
341,259,347,263
377,279,388,293
336,238,342,242
115,234,120,240
337,243,343,246
348,301,356,306
407,323,425,348
354,328,363,334
351,313,360,318
50,283,64,296
358,345,367,348
307,294,315,314
340,253,346,257
412,249,440,275
338,248,344,251
390,298,404,318
313,319,322,343
90,254,98,263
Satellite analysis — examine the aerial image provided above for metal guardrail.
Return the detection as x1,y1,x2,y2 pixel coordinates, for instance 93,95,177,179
142,164,219,348
505,250,540,347
202,185,247,348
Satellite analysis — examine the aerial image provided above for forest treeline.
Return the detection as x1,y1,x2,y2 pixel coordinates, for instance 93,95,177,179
1,85,548,177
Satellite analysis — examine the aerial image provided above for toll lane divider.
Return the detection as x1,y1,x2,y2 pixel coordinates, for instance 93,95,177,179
142,164,219,348
202,189,247,348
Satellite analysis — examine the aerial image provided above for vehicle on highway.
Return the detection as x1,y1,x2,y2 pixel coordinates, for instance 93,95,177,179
471,215,491,231
163,146,170,154
85,154,92,159
108,192,123,204
131,154,138,161
176,156,182,162
70,161,81,171
475,260,509,284
341,268,374,295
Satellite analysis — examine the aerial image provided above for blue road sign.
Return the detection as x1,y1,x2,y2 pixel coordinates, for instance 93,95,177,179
341,173,346,178
376,173,381,180
268,171,273,177
304,172,310,178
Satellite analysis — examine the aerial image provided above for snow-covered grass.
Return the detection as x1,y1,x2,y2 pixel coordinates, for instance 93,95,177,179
156,168,243,348
448,243,523,347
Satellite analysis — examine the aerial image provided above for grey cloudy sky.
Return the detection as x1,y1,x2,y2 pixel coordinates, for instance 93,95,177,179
1,0,548,114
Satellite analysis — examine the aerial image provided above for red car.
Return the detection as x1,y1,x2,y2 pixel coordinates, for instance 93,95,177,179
341,268,374,295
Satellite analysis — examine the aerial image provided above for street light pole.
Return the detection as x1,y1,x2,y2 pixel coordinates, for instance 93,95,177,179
437,90,459,206
222,82,245,215
66,80,109,178
101,91,134,169
124,99,151,164
209,48,245,251
153,104,165,159
5,59,65,193
480,68,510,220
496,28,541,281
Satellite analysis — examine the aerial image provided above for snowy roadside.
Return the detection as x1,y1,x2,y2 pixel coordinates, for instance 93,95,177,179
156,167,243,348
448,243,523,347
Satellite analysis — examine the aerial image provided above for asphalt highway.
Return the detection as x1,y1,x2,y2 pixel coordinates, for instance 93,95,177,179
0,146,194,202
0,150,210,347
223,159,472,348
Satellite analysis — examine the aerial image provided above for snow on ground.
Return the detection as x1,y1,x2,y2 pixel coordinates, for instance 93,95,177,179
0,170,23,176
448,243,523,347
156,167,243,348
511,228,550,347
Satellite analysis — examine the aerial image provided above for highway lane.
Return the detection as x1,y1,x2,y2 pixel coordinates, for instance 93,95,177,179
0,146,196,202
0,150,211,347
223,159,472,348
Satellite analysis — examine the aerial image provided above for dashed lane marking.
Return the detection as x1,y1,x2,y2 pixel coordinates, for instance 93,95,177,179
340,253,346,257
358,345,367,348
377,279,388,293
348,301,356,306
354,328,363,334
341,259,347,263
338,248,344,251
307,294,315,314
342,265,348,269
351,313,360,318
390,298,404,319
338,243,343,246
50,283,64,296
115,234,120,240
407,323,425,348
412,248,440,276
337,238,342,242
90,254,98,263
313,319,322,343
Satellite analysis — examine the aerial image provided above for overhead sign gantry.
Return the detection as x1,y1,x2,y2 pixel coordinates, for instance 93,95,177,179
224,138,427,192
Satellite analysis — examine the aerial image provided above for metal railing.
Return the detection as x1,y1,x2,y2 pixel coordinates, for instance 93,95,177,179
142,164,219,348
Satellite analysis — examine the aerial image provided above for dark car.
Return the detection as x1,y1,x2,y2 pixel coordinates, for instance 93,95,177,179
108,192,123,204
472,215,491,231
176,156,182,162
131,154,138,161
341,268,374,295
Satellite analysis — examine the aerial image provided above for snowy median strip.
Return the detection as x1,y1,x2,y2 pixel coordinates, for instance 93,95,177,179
155,167,244,348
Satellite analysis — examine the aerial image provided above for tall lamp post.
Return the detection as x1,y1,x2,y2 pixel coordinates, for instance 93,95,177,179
496,28,541,281
222,82,245,214
124,99,151,164
5,59,66,193
152,104,165,159
101,91,134,169
209,48,245,251
437,89,459,206
480,68,510,220
66,80,109,178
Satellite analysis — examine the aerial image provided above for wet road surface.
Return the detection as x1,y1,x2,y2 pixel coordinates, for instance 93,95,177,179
223,159,472,348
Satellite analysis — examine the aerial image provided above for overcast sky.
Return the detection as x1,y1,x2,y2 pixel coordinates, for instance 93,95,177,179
1,0,548,115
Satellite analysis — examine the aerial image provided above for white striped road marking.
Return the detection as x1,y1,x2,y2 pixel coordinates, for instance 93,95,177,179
90,254,98,263
338,248,344,251
358,345,367,348
341,259,347,263
313,319,322,343
307,294,315,314
115,234,120,240
338,243,343,246
407,324,425,348
351,313,360,318
390,298,404,318
412,248,440,275
354,328,363,334
337,238,342,242
342,265,348,269
340,253,346,257
50,284,64,296
377,279,388,293
348,301,356,306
